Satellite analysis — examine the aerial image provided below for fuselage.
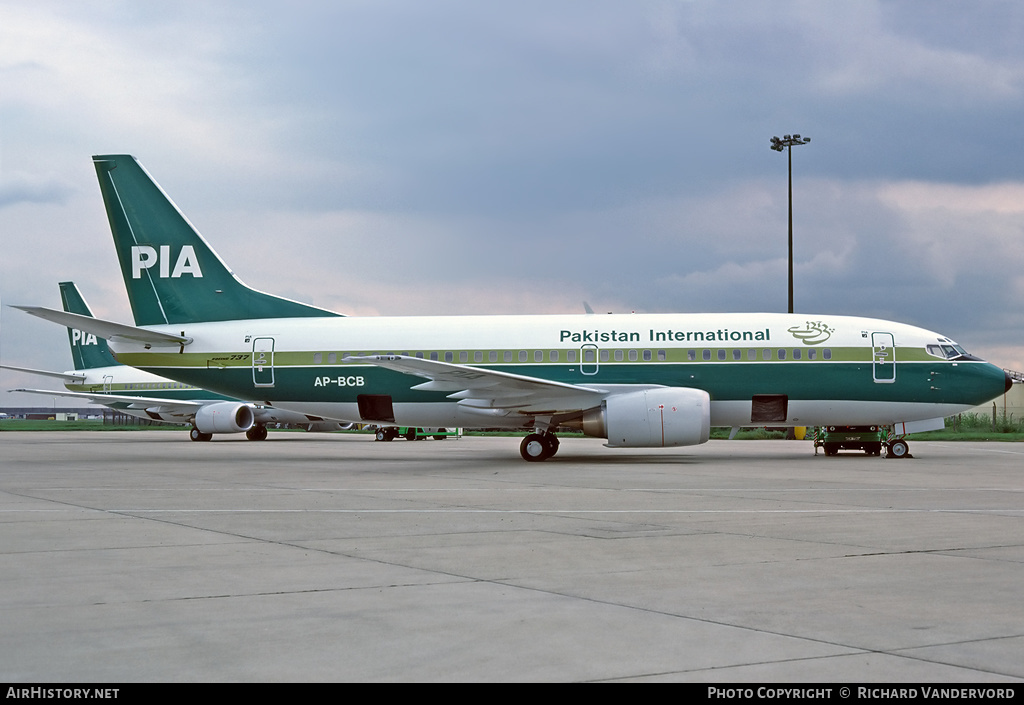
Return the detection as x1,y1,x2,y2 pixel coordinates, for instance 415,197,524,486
108,311,1011,430
66,365,221,404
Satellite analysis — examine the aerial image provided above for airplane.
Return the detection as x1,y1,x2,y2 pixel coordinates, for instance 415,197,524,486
13,154,1014,461
4,281,352,440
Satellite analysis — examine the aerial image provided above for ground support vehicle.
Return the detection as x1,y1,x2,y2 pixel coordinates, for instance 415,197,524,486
372,426,460,441
813,425,886,456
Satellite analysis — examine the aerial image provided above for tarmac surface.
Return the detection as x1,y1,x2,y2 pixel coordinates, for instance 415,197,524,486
1,430,1023,683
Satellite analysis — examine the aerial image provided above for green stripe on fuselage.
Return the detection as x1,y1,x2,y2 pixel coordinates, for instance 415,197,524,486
124,357,1004,407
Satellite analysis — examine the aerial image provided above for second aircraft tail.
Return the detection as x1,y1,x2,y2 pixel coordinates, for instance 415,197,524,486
59,281,119,371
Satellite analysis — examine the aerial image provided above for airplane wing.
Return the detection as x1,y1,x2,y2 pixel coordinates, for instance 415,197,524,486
10,306,191,348
345,354,609,415
10,387,204,419
0,364,85,383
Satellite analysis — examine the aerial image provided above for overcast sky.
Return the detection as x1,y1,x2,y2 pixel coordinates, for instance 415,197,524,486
2,1,1023,406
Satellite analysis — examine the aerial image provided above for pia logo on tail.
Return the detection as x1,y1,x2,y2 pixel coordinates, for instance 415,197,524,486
131,245,203,279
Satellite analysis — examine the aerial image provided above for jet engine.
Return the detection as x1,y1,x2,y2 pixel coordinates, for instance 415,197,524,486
194,402,255,434
574,387,711,448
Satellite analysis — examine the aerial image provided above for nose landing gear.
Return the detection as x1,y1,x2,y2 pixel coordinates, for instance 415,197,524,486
886,438,911,459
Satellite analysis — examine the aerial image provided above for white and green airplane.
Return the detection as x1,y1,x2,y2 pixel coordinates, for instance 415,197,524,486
5,281,351,440
15,155,1013,461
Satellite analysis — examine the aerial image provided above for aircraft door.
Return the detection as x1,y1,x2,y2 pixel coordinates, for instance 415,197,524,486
103,375,113,393
580,344,599,375
871,332,896,383
253,337,275,387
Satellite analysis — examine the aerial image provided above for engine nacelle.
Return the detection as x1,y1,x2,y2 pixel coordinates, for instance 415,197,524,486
305,421,356,432
194,402,255,434
577,387,711,448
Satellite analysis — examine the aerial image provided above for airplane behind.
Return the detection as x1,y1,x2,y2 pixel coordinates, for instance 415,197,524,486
4,282,352,440
15,155,1014,461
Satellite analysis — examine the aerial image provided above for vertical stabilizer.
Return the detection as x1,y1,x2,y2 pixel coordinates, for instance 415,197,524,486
59,281,119,371
92,155,342,326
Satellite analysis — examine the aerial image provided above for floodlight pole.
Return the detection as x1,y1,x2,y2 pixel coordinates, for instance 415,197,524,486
770,134,811,314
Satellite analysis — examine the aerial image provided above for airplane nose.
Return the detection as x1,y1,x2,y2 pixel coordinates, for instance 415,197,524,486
1006,370,1015,394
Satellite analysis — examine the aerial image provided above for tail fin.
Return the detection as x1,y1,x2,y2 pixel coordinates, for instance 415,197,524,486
58,281,119,371
92,155,341,326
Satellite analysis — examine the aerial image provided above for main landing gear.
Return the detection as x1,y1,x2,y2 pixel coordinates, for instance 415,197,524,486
246,424,269,441
520,433,560,462
188,424,269,441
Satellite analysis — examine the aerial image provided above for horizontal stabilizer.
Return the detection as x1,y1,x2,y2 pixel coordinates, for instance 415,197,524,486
11,306,191,348
0,364,85,383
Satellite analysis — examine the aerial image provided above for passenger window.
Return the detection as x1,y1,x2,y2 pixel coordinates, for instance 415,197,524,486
328,352,337,364
489,351,497,362
808,348,816,360
600,350,610,362
688,350,697,361
460,351,469,363
534,350,543,362
504,351,513,362
763,349,772,360
717,349,726,361
567,350,577,362
614,350,623,362
823,349,832,360
657,350,666,361
474,351,483,363
519,350,528,362
550,350,559,362
430,352,439,361
747,349,757,360
643,350,652,361
732,349,742,361
702,349,711,361
778,349,787,360
629,350,638,361
445,352,454,362
793,349,801,360
313,352,322,364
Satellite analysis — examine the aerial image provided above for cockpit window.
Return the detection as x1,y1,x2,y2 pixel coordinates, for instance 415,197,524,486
926,342,976,360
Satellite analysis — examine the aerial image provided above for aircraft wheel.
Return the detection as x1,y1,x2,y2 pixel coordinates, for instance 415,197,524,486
246,425,268,441
190,427,212,442
544,434,560,458
887,439,910,458
520,434,553,462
